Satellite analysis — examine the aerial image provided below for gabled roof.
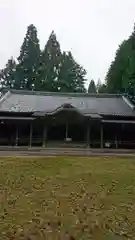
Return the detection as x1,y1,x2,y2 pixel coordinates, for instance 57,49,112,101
0,89,134,117
46,103,84,116
32,103,84,117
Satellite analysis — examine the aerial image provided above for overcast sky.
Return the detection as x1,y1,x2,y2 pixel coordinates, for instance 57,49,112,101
0,0,135,85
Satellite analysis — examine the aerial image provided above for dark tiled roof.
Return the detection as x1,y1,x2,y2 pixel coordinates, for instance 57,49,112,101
0,89,134,117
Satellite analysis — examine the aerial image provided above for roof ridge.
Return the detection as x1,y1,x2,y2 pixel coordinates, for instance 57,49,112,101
6,89,123,98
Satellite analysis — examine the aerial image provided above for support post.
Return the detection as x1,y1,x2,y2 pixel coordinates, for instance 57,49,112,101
115,133,118,149
87,124,90,148
42,125,47,147
29,123,33,147
65,123,68,139
15,125,19,146
100,123,103,148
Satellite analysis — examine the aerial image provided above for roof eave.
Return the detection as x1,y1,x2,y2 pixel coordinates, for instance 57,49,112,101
122,96,135,110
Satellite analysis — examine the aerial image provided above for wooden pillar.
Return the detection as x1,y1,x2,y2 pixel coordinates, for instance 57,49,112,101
100,123,103,148
15,125,19,146
87,124,90,148
29,123,33,147
115,133,118,149
42,125,47,147
65,122,68,139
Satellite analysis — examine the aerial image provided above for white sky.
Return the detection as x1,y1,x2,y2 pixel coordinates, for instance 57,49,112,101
0,0,135,85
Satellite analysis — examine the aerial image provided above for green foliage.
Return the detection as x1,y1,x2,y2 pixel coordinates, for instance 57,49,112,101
88,79,96,93
16,24,41,90
0,25,87,93
8,27,87,93
98,84,107,93
39,31,62,92
3,23,135,96
0,57,16,89
59,51,86,93
125,28,135,102
40,33,86,93
106,24,135,98
106,40,131,93
96,79,107,93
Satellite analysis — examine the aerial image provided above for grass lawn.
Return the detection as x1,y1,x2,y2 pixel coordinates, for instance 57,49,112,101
0,157,135,239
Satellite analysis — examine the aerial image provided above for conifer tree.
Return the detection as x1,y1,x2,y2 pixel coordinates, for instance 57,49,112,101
40,31,62,91
16,24,41,90
0,57,16,89
88,79,96,93
58,51,86,92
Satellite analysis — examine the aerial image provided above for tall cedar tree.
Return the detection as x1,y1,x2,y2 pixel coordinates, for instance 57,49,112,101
96,79,107,93
15,24,41,90
0,26,87,93
98,84,107,93
0,57,16,89
88,80,96,93
40,31,62,91
59,51,86,92
105,40,132,93
125,26,135,101
105,25,135,95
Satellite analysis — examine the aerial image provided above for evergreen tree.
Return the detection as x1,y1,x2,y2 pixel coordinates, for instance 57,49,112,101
105,24,135,95
16,24,41,90
125,26,135,101
0,57,16,89
58,51,86,92
96,79,107,93
106,40,132,94
98,84,107,93
88,79,96,93
40,31,62,91
0,26,87,93
96,79,101,93
74,57,87,93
